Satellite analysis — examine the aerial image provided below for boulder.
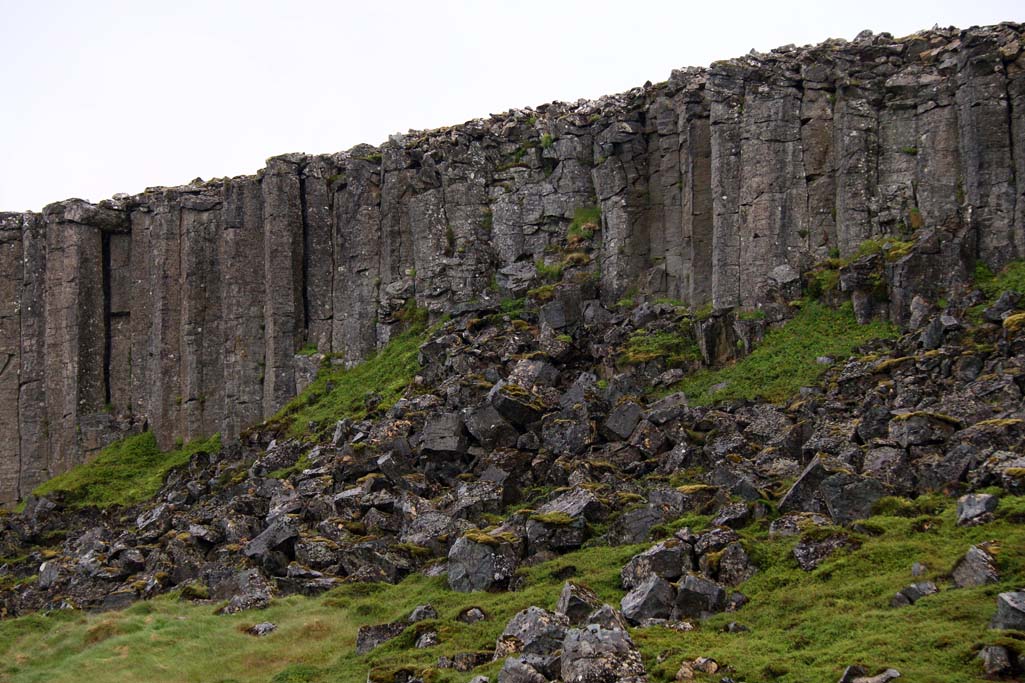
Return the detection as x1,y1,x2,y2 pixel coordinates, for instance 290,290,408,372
496,606,569,657
991,592,1025,630
556,582,602,624
620,539,690,589
956,493,998,526
673,574,727,618
447,533,518,593
602,402,643,441
561,625,648,682
421,412,468,455
890,581,939,607
620,575,676,624
952,545,999,588
356,621,407,654
820,473,885,525
978,645,1015,675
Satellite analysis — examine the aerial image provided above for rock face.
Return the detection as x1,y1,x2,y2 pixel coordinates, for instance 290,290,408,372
1,22,1024,503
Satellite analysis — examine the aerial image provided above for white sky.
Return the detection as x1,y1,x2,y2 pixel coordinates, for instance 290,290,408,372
1,0,1022,212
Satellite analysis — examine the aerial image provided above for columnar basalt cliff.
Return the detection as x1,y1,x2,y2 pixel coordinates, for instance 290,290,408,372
0,23,1023,504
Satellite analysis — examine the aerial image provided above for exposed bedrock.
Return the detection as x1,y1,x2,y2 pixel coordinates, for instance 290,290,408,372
0,23,1022,503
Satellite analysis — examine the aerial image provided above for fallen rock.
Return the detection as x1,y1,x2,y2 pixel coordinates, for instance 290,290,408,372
956,493,998,526
673,574,727,619
838,666,902,683
556,581,602,624
952,545,1000,588
620,539,690,589
245,622,276,636
447,532,518,593
561,625,648,682
991,591,1025,630
890,581,939,607
621,575,675,624
978,644,1016,675
356,621,407,654
495,606,569,657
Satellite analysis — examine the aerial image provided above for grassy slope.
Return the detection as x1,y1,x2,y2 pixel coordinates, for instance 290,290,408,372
673,301,897,405
31,432,221,509
268,322,427,440
1,495,1022,683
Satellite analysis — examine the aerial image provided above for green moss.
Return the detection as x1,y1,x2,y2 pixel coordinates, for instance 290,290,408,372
567,206,601,241
672,301,897,405
620,325,701,367
32,431,221,509
269,322,428,440
539,133,554,149
528,512,576,526
535,259,564,282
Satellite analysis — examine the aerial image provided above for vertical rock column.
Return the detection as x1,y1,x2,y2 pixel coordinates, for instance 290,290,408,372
302,157,337,352
593,116,649,302
736,74,809,305
333,157,383,365
129,193,183,450
0,216,24,503
709,64,745,308
41,201,116,472
262,155,306,416
677,77,714,308
17,213,47,494
180,192,225,441
221,177,267,437
956,31,1019,265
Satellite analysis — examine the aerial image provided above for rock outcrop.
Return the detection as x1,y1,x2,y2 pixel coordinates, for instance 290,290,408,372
1,22,1024,503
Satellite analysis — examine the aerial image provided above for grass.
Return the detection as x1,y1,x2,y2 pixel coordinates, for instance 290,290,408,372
31,431,221,509
1,495,1022,682
620,325,701,367
670,301,897,405
567,206,601,241
268,322,428,440
975,261,1025,300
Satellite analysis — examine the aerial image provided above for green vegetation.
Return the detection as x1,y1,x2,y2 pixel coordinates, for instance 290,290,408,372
539,133,554,149
1,495,1022,682
567,206,601,241
268,452,312,480
534,259,564,282
975,260,1025,300
671,301,897,405
806,237,915,301
296,344,319,357
269,322,428,440
32,431,221,509
620,325,701,367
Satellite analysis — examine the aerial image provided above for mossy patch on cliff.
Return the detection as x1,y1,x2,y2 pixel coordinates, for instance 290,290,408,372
32,431,221,509
269,322,428,440
671,301,897,405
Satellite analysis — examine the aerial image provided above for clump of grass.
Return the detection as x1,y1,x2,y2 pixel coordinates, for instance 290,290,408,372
620,325,701,367
535,259,564,282
269,322,427,440
672,300,897,405
975,260,1025,300
567,206,601,241
32,431,221,509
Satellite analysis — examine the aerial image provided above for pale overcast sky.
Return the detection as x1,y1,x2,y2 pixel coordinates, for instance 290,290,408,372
1,0,1021,212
